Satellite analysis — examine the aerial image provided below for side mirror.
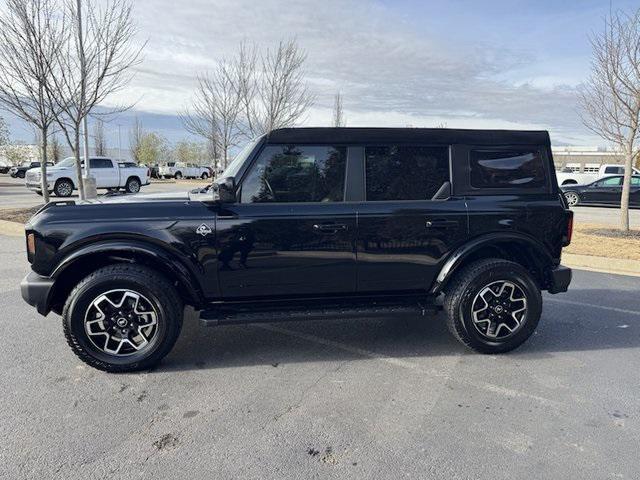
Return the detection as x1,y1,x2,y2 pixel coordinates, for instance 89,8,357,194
214,176,236,203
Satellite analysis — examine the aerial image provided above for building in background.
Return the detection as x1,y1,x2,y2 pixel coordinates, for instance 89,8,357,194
551,146,624,172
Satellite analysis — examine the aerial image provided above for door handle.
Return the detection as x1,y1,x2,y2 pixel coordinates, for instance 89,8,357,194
313,223,347,233
425,219,458,229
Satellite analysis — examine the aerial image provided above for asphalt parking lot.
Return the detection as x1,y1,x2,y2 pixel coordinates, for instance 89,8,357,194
0,233,638,479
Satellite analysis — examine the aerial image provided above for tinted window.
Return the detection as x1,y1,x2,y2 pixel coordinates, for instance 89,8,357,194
470,149,546,189
604,166,622,174
596,177,622,187
632,177,640,186
90,158,112,169
240,145,346,203
365,145,449,201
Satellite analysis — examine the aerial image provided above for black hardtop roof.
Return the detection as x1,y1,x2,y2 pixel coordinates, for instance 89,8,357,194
266,127,551,146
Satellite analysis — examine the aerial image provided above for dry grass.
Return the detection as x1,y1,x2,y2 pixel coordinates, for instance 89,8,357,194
0,206,42,224
565,222,640,260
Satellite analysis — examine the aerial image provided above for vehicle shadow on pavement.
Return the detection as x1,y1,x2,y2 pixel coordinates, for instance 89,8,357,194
159,289,640,372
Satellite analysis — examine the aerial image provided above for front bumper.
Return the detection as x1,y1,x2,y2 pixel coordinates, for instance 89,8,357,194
21,271,54,315
547,265,572,294
26,181,50,191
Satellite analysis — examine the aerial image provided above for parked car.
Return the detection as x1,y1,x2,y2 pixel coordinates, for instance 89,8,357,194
25,156,150,197
561,175,640,207
556,163,640,186
21,127,573,372
10,161,53,179
159,162,210,179
0,160,10,174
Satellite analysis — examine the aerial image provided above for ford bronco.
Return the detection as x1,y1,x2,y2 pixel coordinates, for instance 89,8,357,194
21,128,573,372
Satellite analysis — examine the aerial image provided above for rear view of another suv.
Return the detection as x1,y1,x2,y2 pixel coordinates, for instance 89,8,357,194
22,128,573,372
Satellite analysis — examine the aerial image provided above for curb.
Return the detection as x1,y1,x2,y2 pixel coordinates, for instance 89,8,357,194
0,219,24,237
562,253,640,278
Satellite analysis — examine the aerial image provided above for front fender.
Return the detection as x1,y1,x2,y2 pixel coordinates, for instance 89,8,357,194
51,239,204,306
430,232,553,294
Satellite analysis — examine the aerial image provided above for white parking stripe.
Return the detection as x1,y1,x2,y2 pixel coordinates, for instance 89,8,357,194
546,297,640,316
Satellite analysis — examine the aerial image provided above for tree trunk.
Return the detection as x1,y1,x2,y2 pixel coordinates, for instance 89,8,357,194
620,147,634,232
74,132,86,200
40,127,50,204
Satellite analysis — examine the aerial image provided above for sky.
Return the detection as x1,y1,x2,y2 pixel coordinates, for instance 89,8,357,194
5,0,640,150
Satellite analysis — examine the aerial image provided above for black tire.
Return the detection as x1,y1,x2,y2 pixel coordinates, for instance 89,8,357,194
36,190,43,196
17,171,25,179
125,177,141,194
54,178,74,197
201,172,209,179
62,264,183,372
444,258,542,354
174,172,182,180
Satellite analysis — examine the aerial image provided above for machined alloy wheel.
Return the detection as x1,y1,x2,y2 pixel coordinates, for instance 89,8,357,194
470,280,527,340
126,178,140,193
444,258,542,354
564,191,579,206
63,264,183,372
55,179,73,197
84,289,159,356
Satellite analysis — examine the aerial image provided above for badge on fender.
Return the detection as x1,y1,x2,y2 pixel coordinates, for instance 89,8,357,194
196,223,212,237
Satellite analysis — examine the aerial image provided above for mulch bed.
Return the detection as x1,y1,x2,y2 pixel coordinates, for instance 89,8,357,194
0,206,43,224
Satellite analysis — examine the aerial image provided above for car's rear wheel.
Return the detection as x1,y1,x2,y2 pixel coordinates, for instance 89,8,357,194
125,177,141,193
62,264,183,372
174,172,182,180
54,179,74,197
201,172,209,179
444,259,542,354
17,171,25,179
563,191,580,206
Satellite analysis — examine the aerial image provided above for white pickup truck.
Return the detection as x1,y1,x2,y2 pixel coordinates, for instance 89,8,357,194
556,163,640,186
158,162,211,179
25,156,150,197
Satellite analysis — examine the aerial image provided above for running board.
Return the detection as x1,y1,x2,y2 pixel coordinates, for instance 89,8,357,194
199,297,441,327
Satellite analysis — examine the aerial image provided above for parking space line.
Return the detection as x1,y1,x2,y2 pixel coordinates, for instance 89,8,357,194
546,298,640,316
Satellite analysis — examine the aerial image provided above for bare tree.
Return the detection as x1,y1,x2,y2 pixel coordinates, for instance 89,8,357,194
232,39,314,137
182,62,243,169
0,117,9,145
47,0,144,199
332,91,345,127
0,0,65,203
580,7,640,231
93,118,107,156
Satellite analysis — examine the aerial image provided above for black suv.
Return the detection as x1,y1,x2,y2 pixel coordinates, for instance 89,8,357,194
21,128,573,372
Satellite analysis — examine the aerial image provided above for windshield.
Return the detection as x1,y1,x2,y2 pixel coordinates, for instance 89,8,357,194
219,135,263,180
56,157,80,168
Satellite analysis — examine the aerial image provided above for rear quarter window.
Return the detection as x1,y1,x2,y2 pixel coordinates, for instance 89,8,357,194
470,149,546,189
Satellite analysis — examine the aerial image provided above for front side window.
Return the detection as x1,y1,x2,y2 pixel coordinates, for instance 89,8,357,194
240,145,347,203
631,177,640,186
470,149,546,189
365,145,449,201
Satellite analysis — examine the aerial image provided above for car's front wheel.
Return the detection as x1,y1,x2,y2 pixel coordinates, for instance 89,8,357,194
563,191,580,207
174,172,182,180
201,172,209,179
62,264,183,372
444,259,542,354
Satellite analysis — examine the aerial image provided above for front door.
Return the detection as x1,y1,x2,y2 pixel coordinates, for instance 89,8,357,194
584,176,622,204
216,144,356,298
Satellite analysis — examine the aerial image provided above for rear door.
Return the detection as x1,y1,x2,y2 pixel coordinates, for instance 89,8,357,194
630,176,640,206
216,143,357,298
89,158,118,188
354,145,468,292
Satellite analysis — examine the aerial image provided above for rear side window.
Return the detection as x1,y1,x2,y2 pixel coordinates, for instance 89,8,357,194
89,158,112,169
240,145,346,203
365,145,449,201
604,166,623,174
470,149,546,189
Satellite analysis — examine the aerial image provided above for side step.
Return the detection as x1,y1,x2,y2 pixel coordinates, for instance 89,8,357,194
199,296,441,327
